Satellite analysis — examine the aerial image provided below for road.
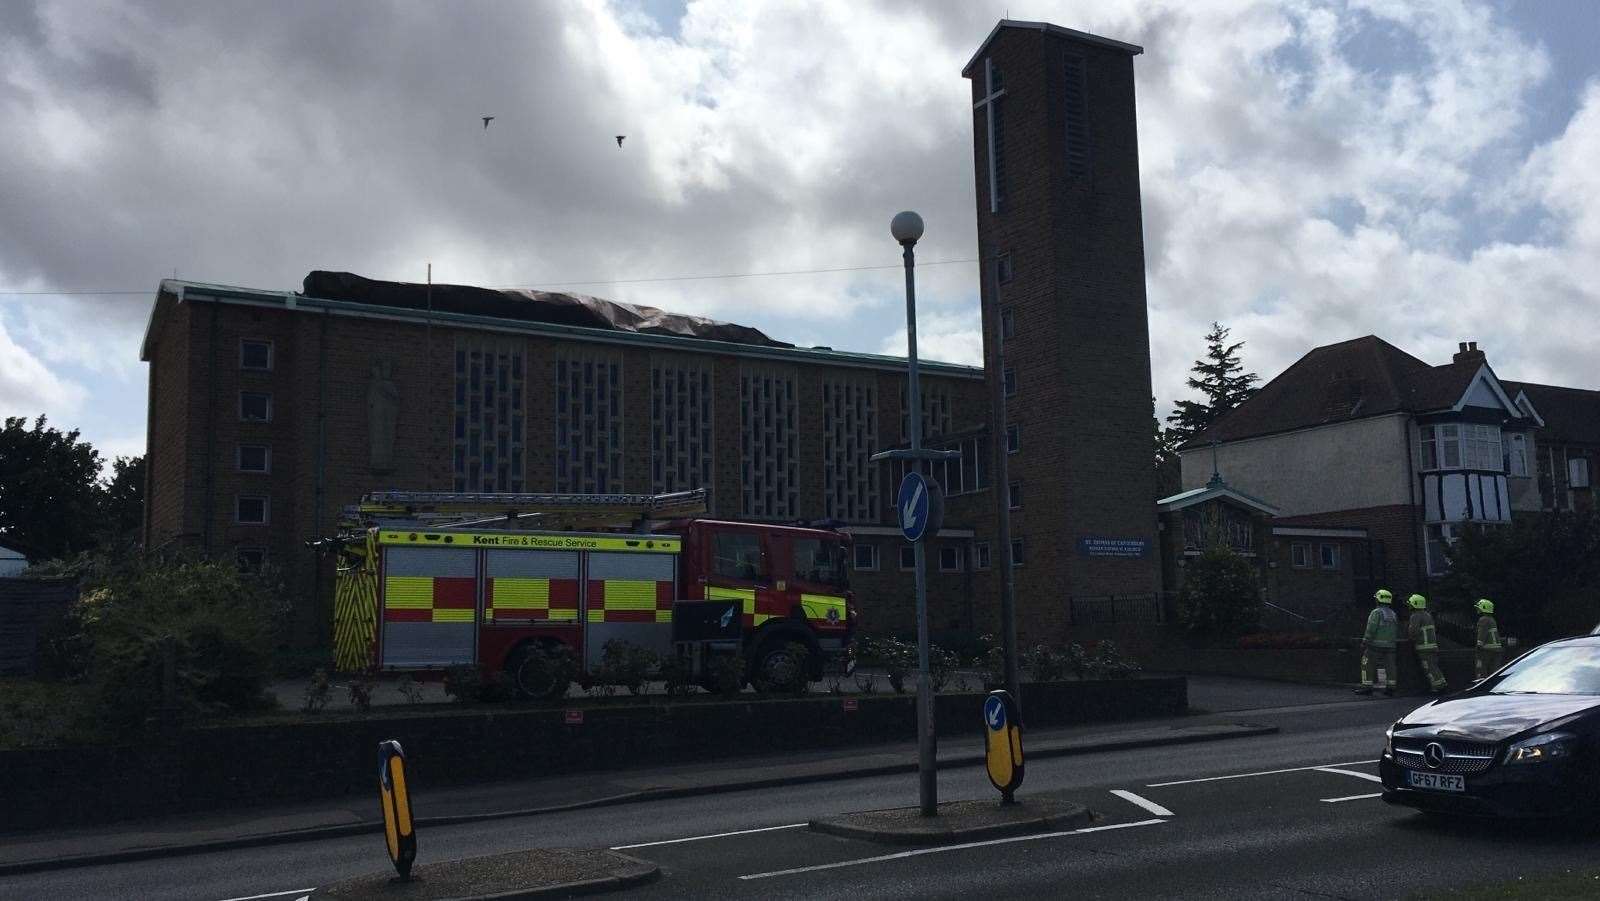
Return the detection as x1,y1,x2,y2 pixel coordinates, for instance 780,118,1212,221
4,694,1592,900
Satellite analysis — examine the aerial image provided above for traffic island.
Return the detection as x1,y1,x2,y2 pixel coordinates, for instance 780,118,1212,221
313,848,658,899
810,796,1093,846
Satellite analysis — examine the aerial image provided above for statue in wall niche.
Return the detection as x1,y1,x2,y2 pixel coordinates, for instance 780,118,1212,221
368,360,399,472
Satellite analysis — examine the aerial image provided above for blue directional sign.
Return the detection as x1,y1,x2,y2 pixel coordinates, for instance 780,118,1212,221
897,472,933,542
984,694,1006,731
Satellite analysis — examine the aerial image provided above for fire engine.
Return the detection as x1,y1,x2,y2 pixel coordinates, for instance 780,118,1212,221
320,489,857,696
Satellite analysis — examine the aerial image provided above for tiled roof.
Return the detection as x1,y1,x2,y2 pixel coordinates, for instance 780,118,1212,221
1503,381,1600,445
1189,336,1535,449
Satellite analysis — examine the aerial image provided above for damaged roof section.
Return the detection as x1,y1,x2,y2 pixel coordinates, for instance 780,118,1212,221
302,271,794,349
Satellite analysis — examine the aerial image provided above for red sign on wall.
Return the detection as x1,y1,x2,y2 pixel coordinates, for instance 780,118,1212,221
564,709,584,725
843,699,859,712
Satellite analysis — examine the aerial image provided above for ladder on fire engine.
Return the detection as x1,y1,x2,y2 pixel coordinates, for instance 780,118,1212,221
342,488,708,534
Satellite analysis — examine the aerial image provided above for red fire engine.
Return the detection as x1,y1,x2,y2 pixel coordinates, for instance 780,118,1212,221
325,490,856,695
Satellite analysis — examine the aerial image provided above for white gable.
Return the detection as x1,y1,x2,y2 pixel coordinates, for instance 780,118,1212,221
1452,365,1519,417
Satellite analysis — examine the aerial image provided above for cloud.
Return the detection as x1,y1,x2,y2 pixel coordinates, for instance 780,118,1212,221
0,315,87,418
878,310,984,367
0,0,1596,455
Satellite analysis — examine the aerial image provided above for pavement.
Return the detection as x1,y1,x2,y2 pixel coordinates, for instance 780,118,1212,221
313,849,658,900
810,796,1092,845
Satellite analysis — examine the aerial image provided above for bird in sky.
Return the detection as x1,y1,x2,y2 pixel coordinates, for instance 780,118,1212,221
482,116,495,130
616,135,625,148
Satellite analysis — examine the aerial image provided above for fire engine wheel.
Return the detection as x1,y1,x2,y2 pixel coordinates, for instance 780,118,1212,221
507,643,569,701
749,639,806,692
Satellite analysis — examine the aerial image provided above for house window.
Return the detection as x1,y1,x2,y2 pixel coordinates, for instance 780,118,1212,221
899,545,916,571
1010,538,1025,567
997,254,1014,285
1507,433,1529,477
1008,481,1022,509
1420,423,1501,472
240,339,273,371
1006,424,1020,454
237,445,270,473
1319,543,1340,570
1570,456,1592,489
974,542,992,570
1003,368,1017,398
1425,523,1458,576
236,496,269,525
1290,542,1311,568
1000,307,1015,340
939,546,962,573
853,542,879,572
239,392,272,423
1420,427,1438,471
1440,424,1461,468
237,547,266,573
1463,425,1503,471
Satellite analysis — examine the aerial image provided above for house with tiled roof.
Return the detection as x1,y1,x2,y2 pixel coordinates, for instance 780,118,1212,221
1174,336,1594,597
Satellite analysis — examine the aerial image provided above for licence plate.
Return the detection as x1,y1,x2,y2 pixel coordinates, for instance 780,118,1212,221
1407,771,1464,792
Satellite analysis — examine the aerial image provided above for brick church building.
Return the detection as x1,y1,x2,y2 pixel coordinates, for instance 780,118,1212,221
141,20,1163,648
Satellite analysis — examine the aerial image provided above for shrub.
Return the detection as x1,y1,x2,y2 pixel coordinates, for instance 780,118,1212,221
509,642,579,701
443,663,486,702
347,674,376,712
706,653,745,697
1024,644,1068,682
928,644,961,692
658,652,696,700
1177,545,1262,639
1080,641,1141,679
973,634,1007,691
302,668,332,713
861,637,916,695
73,553,287,729
853,670,878,694
591,640,658,697
395,676,425,705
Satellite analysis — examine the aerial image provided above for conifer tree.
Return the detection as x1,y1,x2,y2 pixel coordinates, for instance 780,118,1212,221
1165,322,1260,448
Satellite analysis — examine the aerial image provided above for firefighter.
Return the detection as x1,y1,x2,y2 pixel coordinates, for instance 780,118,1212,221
1355,589,1398,696
1475,599,1503,680
1407,593,1447,695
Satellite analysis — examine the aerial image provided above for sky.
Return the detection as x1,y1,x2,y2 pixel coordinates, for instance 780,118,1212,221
2,0,1598,468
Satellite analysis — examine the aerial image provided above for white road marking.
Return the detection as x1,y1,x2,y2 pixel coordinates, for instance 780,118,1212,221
1322,792,1384,803
737,818,1167,881
213,890,317,901
1146,759,1377,788
1314,766,1383,784
611,822,808,850
1109,789,1175,817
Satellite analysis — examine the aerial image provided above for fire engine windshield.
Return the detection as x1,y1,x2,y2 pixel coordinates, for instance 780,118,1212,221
793,538,847,588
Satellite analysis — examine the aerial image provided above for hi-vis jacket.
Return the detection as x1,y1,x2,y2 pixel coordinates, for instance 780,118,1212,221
1477,615,1502,650
1364,606,1399,649
1408,610,1439,651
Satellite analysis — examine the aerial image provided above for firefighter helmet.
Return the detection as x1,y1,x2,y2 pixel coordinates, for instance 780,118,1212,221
1476,598,1495,615
1374,589,1393,604
1407,593,1427,610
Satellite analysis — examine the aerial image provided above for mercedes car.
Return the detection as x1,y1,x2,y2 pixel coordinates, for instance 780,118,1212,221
1380,634,1600,818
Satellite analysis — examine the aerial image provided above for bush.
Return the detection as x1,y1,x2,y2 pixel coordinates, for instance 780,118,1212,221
859,637,916,694
302,668,332,713
347,674,376,712
1177,545,1262,639
928,645,962,693
69,553,287,729
443,663,509,703
1079,641,1141,679
0,679,100,748
591,640,658,697
706,653,745,697
1440,508,1600,643
395,676,425,705
1024,644,1069,682
508,642,579,701
853,670,878,694
973,634,1007,691
658,651,696,699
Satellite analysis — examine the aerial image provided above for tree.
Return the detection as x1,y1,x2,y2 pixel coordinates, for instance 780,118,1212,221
1166,322,1261,448
1177,544,1262,640
1439,510,1600,644
101,455,146,542
0,416,105,559
1153,398,1182,499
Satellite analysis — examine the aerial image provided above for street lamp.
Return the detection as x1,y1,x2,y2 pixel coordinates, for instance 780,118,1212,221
873,209,953,817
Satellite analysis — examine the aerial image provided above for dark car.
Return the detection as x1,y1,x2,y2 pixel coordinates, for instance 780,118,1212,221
1380,635,1600,818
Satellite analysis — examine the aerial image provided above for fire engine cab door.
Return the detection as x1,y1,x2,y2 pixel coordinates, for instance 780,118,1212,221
381,546,478,667
584,550,675,669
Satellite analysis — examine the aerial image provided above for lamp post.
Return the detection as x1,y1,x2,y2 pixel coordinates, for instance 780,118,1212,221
870,211,958,817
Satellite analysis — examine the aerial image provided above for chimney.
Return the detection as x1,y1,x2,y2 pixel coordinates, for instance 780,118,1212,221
1453,340,1485,365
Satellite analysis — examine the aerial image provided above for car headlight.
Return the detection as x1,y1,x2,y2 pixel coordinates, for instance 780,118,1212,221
1384,725,1395,758
1504,732,1576,765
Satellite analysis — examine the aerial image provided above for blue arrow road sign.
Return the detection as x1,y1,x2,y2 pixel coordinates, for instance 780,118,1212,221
897,472,932,542
984,694,1006,731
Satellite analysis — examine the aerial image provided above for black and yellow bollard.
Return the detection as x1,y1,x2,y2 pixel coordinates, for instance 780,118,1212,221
983,690,1025,803
378,739,417,881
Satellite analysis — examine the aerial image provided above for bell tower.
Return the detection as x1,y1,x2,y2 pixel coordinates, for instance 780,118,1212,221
965,21,1161,636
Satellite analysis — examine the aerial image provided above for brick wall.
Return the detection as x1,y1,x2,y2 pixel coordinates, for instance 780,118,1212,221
1275,505,1425,597
968,26,1161,644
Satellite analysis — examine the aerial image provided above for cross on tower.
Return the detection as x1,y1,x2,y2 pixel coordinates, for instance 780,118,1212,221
974,58,1006,214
